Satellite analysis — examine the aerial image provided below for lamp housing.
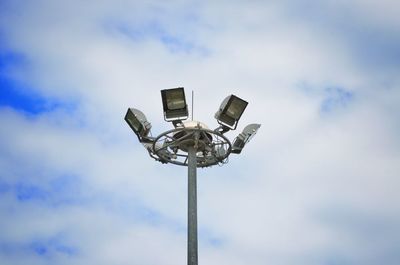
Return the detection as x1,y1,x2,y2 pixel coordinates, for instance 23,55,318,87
125,108,152,142
215,95,248,130
161,87,189,121
231,123,261,154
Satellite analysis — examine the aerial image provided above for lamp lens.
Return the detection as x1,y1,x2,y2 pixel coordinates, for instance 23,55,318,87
226,97,247,119
125,109,144,135
127,116,143,133
166,90,185,110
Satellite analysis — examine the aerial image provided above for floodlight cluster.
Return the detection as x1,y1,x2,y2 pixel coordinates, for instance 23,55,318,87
125,87,260,166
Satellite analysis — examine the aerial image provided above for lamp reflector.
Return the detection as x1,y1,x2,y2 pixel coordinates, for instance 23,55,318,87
215,95,248,129
125,108,151,141
161,87,188,121
241,123,261,143
226,96,248,119
231,123,261,154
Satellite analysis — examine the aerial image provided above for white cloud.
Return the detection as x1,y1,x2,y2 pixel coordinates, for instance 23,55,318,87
1,0,399,264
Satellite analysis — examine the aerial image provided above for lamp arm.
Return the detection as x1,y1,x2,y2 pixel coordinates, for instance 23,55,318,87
214,125,231,134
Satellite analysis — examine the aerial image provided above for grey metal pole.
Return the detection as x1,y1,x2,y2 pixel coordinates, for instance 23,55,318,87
187,145,198,265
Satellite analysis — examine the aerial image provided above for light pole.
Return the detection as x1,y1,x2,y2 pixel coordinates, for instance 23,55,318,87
125,87,260,265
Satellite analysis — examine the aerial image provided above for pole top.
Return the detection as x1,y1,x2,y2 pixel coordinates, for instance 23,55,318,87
172,121,212,153
152,126,231,167
176,120,210,130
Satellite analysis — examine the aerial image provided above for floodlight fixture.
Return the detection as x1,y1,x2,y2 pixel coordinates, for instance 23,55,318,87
231,123,261,154
215,94,248,130
125,88,260,265
161,87,189,121
124,108,152,142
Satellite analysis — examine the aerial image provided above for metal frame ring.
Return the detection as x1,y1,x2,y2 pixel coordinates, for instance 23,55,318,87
152,127,232,168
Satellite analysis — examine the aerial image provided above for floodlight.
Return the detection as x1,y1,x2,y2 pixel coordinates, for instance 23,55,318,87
125,89,260,265
125,108,152,142
215,95,248,130
161,87,189,121
231,123,261,154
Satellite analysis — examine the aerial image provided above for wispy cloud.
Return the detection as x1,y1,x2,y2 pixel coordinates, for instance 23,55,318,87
105,20,210,55
320,87,354,113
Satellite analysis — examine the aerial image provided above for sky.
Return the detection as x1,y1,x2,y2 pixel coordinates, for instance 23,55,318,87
0,0,400,264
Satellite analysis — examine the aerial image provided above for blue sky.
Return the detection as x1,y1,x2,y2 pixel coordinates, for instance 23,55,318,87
1,1,400,264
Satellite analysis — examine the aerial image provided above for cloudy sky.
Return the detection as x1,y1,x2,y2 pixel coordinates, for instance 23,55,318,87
1,0,400,264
